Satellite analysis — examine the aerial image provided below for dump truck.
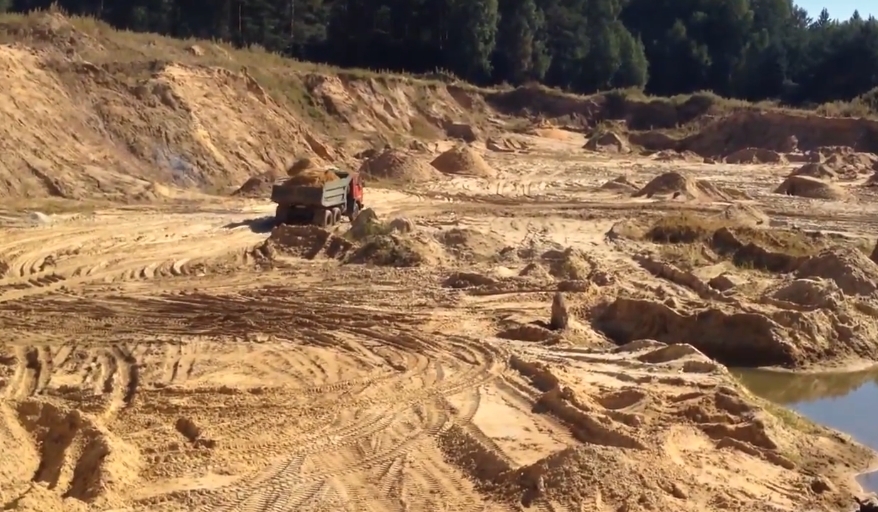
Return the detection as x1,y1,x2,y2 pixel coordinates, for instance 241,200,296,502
270,168,364,227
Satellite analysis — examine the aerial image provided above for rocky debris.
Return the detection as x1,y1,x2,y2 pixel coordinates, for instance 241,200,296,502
443,121,480,142
855,495,878,512
789,162,838,180
443,272,497,289
550,292,569,330
584,131,630,153
599,175,641,194
724,147,787,164
708,272,743,292
774,175,846,200
486,136,529,153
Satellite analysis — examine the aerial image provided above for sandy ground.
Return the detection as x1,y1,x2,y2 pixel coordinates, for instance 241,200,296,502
2,132,878,512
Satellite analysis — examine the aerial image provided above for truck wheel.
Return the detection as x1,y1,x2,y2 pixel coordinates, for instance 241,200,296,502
275,204,289,224
331,208,342,226
348,203,360,222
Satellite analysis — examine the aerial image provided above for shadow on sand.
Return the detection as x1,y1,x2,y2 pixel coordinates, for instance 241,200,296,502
223,216,277,234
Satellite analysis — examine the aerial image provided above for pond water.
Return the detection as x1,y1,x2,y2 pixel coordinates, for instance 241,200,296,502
733,366,878,493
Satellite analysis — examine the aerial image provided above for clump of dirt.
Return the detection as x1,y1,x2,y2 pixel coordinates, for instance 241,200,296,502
346,208,386,240
486,136,530,153
232,170,280,197
599,175,641,194
286,157,320,175
430,144,497,178
434,228,506,261
714,203,769,227
263,224,354,260
346,233,437,267
790,163,837,180
584,131,630,153
724,147,787,164
633,172,731,201
388,217,415,234
519,262,553,279
764,278,844,310
540,247,593,281
443,272,498,289
357,148,442,183
795,248,878,296
550,291,569,330
774,175,846,200
653,149,701,162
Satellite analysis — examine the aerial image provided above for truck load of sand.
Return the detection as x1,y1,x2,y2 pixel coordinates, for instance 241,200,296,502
430,144,497,178
357,148,442,183
633,171,731,201
774,175,845,200
281,168,342,187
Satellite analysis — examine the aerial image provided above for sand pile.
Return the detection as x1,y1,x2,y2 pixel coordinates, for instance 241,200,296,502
346,233,438,267
724,147,787,164
764,278,844,310
653,150,700,162
540,247,594,281
774,175,846,200
430,144,497,178
599,175,641,194
263,224,353,259
633,172,731,201
795,248,878,296
583,131,630,153
433,227,506,261
357,148,442,183
789,163,837,180
232,170,281,197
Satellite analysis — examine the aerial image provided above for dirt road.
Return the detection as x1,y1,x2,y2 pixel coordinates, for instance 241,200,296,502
2,133,878,512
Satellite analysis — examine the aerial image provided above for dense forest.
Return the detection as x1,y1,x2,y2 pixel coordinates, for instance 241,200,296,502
1,0,877,107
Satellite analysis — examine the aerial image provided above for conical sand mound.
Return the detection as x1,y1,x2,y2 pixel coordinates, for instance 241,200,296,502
358,148,442,183
774,175,846,200
430,144,497,178
633,172,731,201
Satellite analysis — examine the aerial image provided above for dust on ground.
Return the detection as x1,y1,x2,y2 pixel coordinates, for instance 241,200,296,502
4,11,878,512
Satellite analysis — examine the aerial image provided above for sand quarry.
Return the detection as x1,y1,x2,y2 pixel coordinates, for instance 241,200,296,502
5,12,878,512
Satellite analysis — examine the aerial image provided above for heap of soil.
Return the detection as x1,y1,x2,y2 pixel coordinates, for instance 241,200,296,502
433,227,506,261
346,233,438,267
430,144,497,178
346,208,385,240
263,224,353,260
232,170,280,197
358,148,442,183
724,147,787,164
633,172,731,201
540,247,593,281
584,131,630,153
653,150,700,162
600,175,641,194
774,175,846,200
795,248,878,296
789,163,837,180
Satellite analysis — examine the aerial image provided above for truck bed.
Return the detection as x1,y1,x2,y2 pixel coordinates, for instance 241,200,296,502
270,174,350,207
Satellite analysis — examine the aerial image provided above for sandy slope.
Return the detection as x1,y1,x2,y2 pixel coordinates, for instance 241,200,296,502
2,131,878,512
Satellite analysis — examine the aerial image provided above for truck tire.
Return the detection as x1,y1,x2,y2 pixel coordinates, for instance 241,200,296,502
313,209,332,227
275,204,289,224
348,203,360,222
331,208,341,226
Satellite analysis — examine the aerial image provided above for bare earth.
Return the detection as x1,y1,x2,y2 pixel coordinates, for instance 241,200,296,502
4,11,878,511
2,131,878,512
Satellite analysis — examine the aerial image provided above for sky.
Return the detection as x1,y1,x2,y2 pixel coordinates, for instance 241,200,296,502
796,0,875,20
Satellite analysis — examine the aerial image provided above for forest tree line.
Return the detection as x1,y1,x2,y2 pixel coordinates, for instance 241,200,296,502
2,0,878,108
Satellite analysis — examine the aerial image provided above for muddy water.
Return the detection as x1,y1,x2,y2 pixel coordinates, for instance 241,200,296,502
733,367,878,492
